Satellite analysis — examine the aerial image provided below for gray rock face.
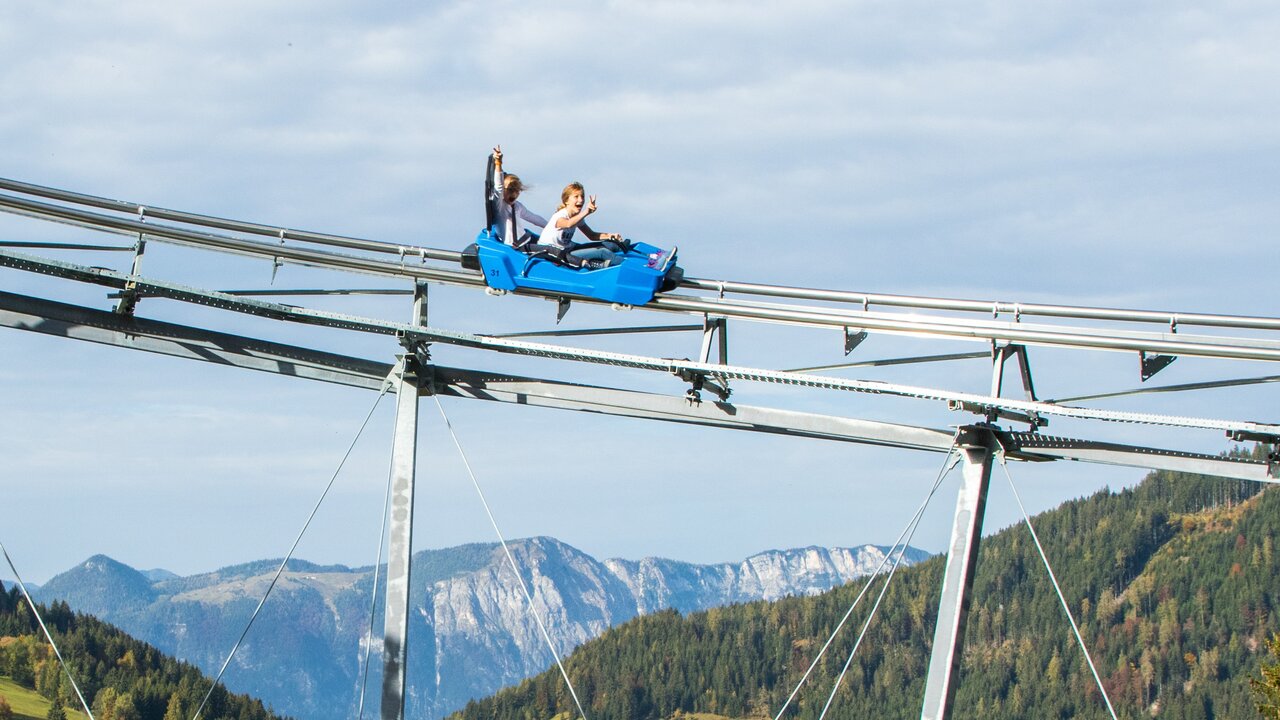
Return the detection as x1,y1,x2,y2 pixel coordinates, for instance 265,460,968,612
35,538,928,719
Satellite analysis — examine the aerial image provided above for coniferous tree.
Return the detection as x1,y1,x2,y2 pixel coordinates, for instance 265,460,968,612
454,458,1280,720
0,580,286,720
1251,633,1280,718
162,692,186,720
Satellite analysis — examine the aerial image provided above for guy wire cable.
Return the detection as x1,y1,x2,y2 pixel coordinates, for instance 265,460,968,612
190,383,391,720
994,445,1119,720
817,482,940,720
433,395,591,720
1047,372,1280,404
0,540,97,720
773,444,961,720
357,431,399,720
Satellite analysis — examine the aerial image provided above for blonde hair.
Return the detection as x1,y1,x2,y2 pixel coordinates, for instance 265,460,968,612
503,174,526,194
558,182,584,210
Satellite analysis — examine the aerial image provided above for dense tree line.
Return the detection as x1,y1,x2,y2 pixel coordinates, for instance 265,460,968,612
456,446,1277,719
0,588,287,720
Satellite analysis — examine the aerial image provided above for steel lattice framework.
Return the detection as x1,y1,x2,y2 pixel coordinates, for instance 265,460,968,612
1,176,1277,720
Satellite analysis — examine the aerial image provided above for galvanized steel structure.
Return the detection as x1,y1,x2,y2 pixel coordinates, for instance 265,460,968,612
1,177,1277,720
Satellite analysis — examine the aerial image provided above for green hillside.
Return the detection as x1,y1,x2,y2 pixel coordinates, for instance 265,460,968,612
454,451,1277,719
0,590,286,720
0,675,89,720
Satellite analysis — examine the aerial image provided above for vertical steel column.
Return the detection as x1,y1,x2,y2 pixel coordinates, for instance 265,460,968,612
381,283,428,720
920,425,995,720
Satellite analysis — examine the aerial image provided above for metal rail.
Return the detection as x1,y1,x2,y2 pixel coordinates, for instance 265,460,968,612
3,175,1278,720
4,192,1280,364
5,249,1278,439
648,295,1280,362
5,175,1280,333
678,277,1280,332
0,176,461,262
0,191,482,287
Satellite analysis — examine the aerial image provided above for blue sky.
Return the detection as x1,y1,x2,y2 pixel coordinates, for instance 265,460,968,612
2,1,1278,583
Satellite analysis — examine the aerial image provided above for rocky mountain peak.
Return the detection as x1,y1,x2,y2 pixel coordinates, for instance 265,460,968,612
35,538,929,720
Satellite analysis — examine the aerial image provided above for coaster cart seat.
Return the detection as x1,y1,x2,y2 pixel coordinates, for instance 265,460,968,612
462,228,682,306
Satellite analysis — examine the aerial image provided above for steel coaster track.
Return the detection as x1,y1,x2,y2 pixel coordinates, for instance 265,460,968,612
4,248,1278,438
4,189,1280,364
5,175,1280,333
8,178,1277,720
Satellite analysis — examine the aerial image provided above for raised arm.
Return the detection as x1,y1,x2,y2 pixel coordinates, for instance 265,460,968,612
554,194,598,229
490,145,504,199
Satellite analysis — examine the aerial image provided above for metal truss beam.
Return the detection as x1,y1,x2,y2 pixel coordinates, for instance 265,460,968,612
1,290,1272,481
6,247,1276,437
427,367,953,453
0,289,390,389
999,432,1277,481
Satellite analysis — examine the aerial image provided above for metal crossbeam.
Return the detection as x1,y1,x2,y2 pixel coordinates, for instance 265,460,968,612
0,289,390,389
4,250,1277,439
3,174,1279,720
0,290,1271,481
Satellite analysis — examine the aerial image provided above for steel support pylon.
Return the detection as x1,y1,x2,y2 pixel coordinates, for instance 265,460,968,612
381,284,428,720
920,426,995,720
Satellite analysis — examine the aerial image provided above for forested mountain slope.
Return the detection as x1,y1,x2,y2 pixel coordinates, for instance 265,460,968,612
0,588,286,720
457,453,1276,720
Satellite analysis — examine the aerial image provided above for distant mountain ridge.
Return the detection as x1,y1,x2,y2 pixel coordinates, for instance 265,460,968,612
34,537,926,720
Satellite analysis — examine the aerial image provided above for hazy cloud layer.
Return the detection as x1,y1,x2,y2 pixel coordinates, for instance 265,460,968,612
2,1,1278,581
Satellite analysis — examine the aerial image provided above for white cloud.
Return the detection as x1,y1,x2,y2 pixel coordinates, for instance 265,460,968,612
2,0,1278,581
